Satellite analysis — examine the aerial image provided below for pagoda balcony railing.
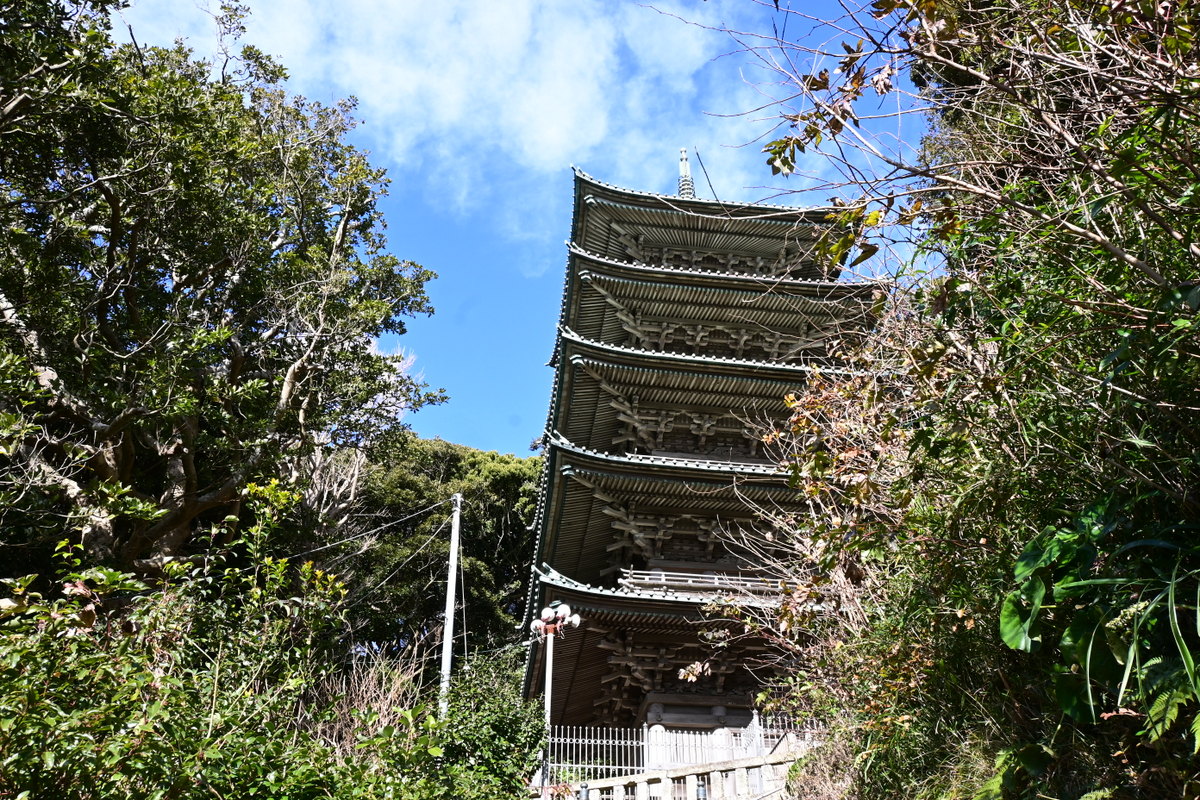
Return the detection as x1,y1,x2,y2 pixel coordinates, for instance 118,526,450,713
617,568,781,596
544,718,823,786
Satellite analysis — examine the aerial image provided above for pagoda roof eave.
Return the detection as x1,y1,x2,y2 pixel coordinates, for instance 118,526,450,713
569,170,841,280
565,350,807,406
565,269,872,354
557,327,869,378
566,242,877,296
529,440,804,585
574,268,866,314
552,348,802,453
523,570,768,716
571,167,831,219
556,457,799,498
547,432,783,477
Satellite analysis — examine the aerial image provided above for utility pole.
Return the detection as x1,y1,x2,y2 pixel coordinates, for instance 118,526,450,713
437,492,463,717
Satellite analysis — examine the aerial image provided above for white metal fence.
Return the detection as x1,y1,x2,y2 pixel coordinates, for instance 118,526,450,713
546,719,822,785
547,725,643,783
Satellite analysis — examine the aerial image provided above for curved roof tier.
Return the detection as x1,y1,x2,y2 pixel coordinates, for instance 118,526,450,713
529,567,774,726
570,169,840,281
551,337,811,457
535,441,805,587
565,244,875,296
545,244,874,366
555,327,867,376
562,265,872,364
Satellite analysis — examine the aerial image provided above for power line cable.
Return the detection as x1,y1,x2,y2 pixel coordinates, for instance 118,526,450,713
291,496,452,558
459,546,468,663
345,515,450,608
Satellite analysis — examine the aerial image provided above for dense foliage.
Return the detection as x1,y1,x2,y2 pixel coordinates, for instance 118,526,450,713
0,3,543,798
337,432,541,653
748,1,1200,797
0,0,441,576
0,503,542,799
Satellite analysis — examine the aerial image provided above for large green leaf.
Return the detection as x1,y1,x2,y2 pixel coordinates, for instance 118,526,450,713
1053,672,1096,722
1000,576,1046,652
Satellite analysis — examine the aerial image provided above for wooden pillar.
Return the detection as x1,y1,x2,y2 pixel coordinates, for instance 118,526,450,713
684,773,698,800
734,767,748,799
634,779,649,800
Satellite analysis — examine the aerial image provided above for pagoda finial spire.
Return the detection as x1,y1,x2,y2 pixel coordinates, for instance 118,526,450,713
678,148,696,199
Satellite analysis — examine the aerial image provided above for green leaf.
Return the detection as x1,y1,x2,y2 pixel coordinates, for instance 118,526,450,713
1053,672,1095,722
1185,285,1200,311
1056,577,1130,591
1013,742,1054,776
849,242,880,267
1066,610,1122,689
1013,551,1044,584
972,750,1017,800
1167,565,1199,696
971,770,1005,800
1112,539,1180,556
1000,576,1045,652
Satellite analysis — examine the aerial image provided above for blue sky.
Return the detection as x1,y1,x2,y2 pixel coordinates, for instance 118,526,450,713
119,0,918,455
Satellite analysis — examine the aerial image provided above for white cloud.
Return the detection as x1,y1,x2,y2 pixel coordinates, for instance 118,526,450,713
118,0,840,246
113,0,906,452
128,4,756,170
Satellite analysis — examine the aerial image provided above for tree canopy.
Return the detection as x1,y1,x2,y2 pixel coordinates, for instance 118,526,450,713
0,4,541,798
745,0,1200,796
323,432,541,657
0,1,441,575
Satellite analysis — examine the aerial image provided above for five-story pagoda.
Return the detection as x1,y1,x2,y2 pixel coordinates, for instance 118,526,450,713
526,154,872,734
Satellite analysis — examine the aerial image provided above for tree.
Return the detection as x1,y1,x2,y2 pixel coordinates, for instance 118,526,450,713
0,506,542,800
307,432,541,658
0,1,441,575
0,6,547,798
729,0,1200,796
